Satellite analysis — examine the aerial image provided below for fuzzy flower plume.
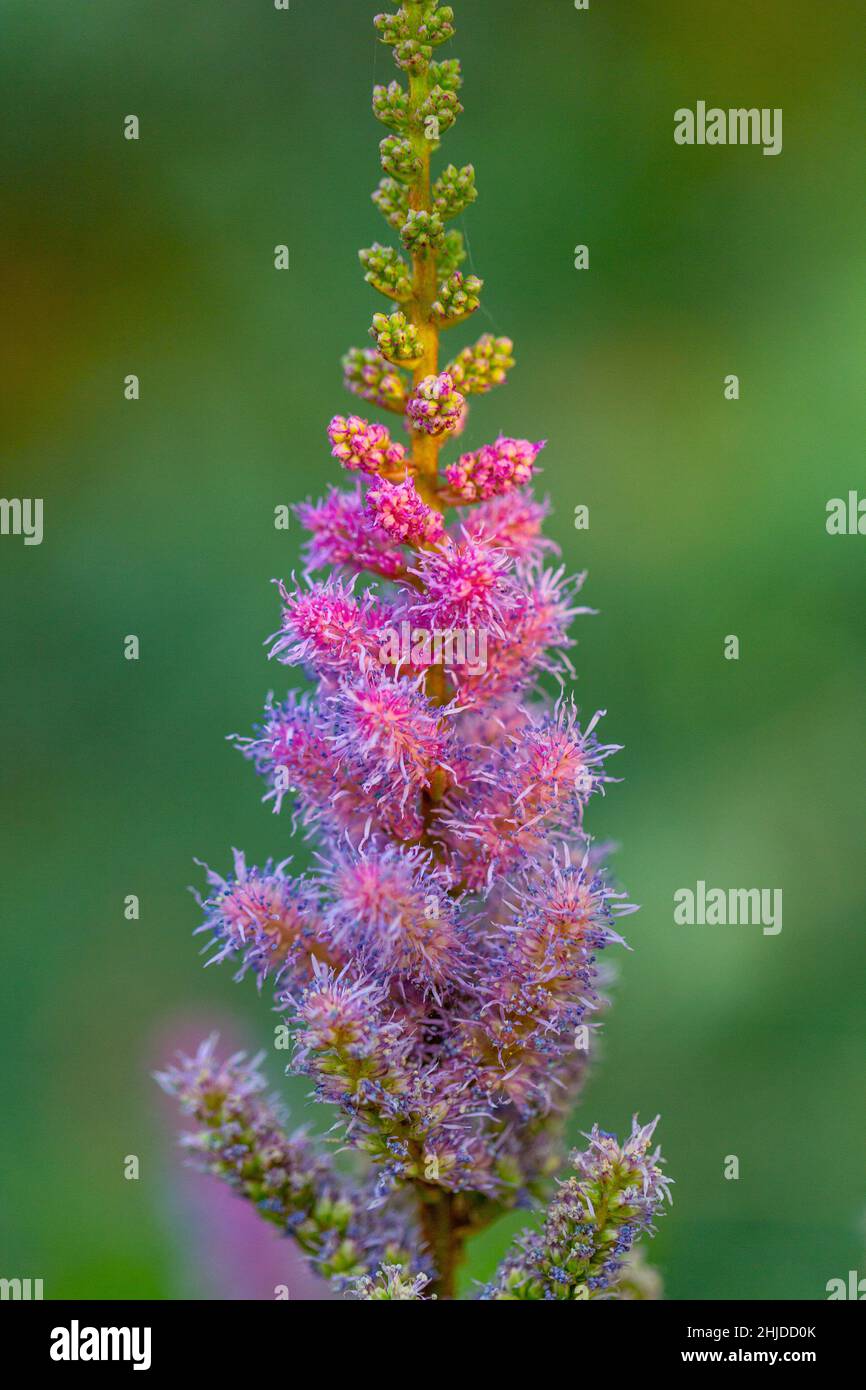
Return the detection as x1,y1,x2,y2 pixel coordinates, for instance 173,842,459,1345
407,533,518,636
296,486,407,579
442,565,586,706
269,575,390,678
458,490,557,563
162,0,668,1303
328,668,456,810
465,848,635,1111
317,842,463,990
235,690,335,821
194,850,331,988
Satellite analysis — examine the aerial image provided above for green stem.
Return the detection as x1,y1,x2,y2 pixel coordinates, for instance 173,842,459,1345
403,11,450,710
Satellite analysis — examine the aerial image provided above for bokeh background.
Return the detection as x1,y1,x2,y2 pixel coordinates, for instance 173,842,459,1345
2,0,864,1300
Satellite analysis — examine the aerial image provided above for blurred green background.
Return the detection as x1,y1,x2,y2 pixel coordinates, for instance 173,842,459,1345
1,0,864,1300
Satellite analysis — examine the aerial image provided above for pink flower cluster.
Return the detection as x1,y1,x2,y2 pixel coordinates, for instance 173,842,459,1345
328,414,407,475
406,372,465,436
444,435,545,502
365,477,445,545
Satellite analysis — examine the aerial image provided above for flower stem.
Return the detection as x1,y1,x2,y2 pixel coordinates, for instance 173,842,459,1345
419,1190,463,1299
406,16,443,508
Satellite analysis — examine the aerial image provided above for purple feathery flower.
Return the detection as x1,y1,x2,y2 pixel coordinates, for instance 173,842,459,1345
315,840,465,991
234,690,335,820
194,849,331,987
269,575,391,678
406,532,519,637
328,667,457,814
295,485,408,579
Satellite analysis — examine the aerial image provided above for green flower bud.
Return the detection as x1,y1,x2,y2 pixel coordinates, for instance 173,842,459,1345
372,176,409,231
342,345,408,413
433,163,477,219
359,243,413,302
429,57,462,92
370,310,425,366
418,6,455,46
372,80,411,131
446,333,515,394
400,209,446,257
431,270,482,325
333,1239,363,1273
375,8,454,76
437,227,466,278
329,1198,355,1233
374,9,436,73
393,39,434,75
417,84,462,139
379,135,421,183
373,10,411,46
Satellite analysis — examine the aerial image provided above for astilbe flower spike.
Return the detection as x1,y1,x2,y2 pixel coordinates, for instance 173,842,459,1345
161,0,669,1302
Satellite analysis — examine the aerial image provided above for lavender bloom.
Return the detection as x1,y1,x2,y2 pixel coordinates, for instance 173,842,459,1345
315,841,465,991
194,850,329,988
161,0,669,1302
295,485,408,579
269,575,392,678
